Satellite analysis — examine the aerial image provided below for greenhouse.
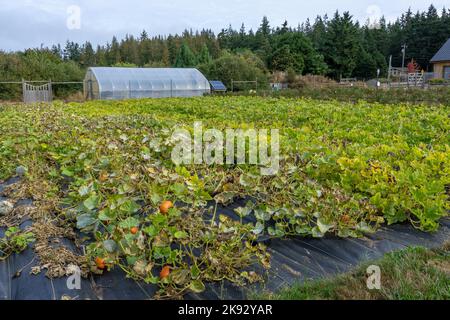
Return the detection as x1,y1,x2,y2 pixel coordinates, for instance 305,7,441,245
83,67,211,100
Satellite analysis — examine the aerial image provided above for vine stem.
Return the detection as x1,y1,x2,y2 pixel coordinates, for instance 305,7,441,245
210,201,218,226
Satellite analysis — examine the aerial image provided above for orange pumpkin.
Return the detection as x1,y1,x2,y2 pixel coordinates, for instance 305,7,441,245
159,200,174,215
160,265,171,279
95,257,106,270
130,227,139,234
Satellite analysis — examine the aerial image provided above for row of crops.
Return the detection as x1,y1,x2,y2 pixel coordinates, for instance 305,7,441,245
0,97,448,298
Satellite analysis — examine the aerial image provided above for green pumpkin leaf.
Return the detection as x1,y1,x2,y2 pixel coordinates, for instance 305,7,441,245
235,206,252,217
103,240,117,253
252,222,264,235
317,218,334,234
190,265,200,279
174,231,188,239
76,214,96,229
171,269,190,285
83,195,100,211
143,225,158,237
118,217,140,229
189,280,206,293
311,226,324,238
98,208,116,221
78,185,90,197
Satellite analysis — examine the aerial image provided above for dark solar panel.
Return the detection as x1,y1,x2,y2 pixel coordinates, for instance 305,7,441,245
209,80,227,91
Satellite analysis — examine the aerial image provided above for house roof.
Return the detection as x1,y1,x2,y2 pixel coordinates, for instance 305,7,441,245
431,38,450,63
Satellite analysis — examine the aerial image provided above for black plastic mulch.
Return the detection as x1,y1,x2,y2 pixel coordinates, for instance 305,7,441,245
0,178,449,300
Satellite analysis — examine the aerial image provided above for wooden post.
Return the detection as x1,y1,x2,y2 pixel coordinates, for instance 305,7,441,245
22,79,26,103
49,79,53,102
387,55,392,83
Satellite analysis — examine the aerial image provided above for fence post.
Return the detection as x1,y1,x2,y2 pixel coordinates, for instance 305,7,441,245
49,79,53,102
22,79,25,103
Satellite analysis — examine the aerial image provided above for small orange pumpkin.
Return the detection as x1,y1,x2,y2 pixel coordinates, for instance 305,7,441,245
130,227,139,234
95,257,106,270
159,200,174,215
160,265,171,279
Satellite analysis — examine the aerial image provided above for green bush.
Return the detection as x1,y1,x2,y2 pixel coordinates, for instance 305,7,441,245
198,50,269,91
429,78,449,85
0,49,84,100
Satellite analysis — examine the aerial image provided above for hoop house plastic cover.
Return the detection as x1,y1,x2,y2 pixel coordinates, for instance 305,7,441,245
84,67,211,100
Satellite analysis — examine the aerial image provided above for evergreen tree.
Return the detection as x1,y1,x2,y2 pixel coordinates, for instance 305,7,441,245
259,16,271,37
308,16,327,53
63,41,81,62
323,11,360,78
254,17,272,63
51,44,63,59
304,18,312,34
166,35,178,65
239,23,246,39
107,36,121,65
271,32,327,74
161,43,170,66
279,20,289,34
174,42,197,67
95,45,107,66
271,45,304,72
197,44,212,64
140,30,149,41
80,41,96,67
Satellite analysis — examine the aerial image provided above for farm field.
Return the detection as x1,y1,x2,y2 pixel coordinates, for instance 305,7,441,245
0,96,449,298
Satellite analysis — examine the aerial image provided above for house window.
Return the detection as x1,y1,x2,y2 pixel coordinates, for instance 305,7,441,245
444,66,450,80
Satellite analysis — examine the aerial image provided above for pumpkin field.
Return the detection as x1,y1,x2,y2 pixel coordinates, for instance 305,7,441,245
0,96,449,298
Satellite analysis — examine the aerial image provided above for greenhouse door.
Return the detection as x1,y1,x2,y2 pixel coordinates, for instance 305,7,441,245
22,81,53,103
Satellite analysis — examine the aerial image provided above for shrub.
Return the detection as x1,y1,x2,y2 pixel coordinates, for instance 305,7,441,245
198,51,269,90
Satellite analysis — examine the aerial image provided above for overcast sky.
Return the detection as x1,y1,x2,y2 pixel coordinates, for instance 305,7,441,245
0,0,448,51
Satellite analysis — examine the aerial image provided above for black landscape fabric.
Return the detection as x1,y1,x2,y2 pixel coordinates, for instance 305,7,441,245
1,178,449,300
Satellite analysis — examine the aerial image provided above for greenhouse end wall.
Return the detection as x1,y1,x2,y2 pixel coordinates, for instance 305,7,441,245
83,67,211,100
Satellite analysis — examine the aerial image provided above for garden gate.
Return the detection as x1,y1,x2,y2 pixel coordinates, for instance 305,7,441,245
22,81,53,103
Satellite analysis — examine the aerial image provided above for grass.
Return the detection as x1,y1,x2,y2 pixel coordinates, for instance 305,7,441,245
255,243,450,300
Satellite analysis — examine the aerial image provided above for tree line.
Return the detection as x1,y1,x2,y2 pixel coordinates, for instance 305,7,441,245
1,5,449,99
